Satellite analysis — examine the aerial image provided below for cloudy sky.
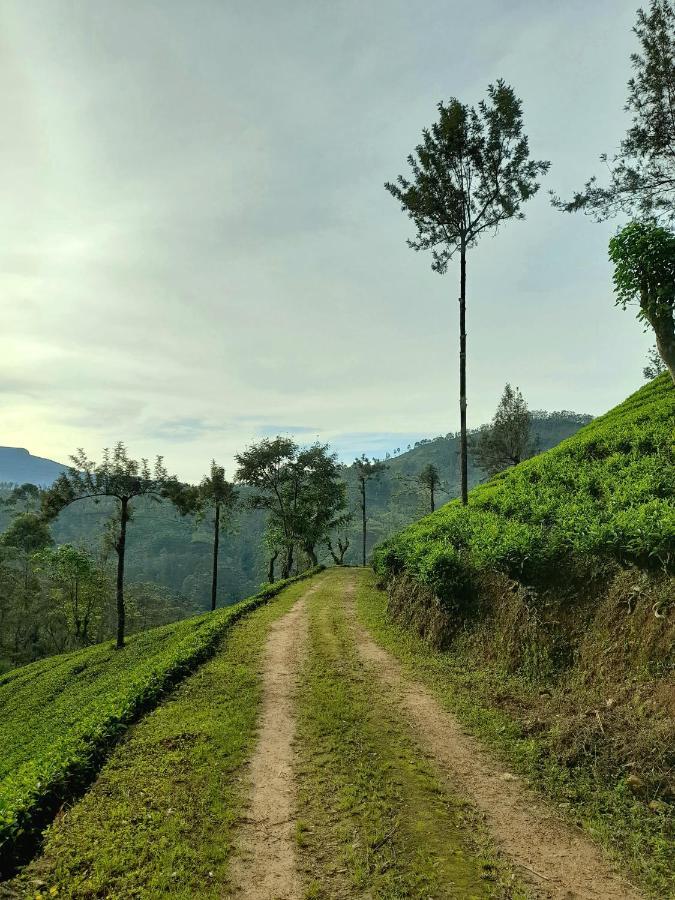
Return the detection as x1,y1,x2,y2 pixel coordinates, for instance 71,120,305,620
1,0,649,481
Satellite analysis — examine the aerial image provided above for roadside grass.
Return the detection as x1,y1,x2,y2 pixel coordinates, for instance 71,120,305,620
356,569,674,899
4,577,316,900
294,568,525,900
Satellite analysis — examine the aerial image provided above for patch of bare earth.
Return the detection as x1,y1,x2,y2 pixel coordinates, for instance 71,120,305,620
229,589,312,899
344,577,643,900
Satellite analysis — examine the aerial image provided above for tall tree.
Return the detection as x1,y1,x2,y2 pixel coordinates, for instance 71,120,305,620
43,443,177,648
418,463,442,513
354,456,387,566
609,221,675,382
171,462,238,611
554,1,675,223
386,81,549,504
470,383,537,477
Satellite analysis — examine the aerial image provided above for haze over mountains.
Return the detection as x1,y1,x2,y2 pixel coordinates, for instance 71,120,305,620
0,447,65,487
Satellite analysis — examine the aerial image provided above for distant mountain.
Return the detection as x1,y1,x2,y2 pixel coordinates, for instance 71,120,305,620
0,447,66,487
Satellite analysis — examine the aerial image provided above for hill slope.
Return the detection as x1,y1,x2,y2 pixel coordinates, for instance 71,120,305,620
0,448,65,488
374,375,674,605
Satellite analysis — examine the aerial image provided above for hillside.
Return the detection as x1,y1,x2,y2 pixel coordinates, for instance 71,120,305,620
373,376,673,601
372,374,674,894
0,448,65,488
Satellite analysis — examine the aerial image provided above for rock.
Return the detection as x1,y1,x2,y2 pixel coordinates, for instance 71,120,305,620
501,772,519,782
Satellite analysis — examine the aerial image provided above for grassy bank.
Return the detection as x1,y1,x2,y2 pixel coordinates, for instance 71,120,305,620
5,576,317,899
294,568,523,899
373,375,674,608
0,568,321,878
356,570,673,898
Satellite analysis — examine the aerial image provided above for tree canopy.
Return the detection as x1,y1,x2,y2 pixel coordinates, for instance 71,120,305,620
609,221,675,382
554,1,675,222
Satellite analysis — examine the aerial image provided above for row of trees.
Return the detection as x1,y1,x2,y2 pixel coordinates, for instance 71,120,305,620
386,0,675,507
28,438,359,651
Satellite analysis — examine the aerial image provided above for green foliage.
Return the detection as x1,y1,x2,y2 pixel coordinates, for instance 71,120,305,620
373,376,675,609
609,221,675,381
385,80,550,272
609,221,675,318
0,513,52,554
470,384,536,476
236,438,345,573
0,566,322,875
554,0,675,222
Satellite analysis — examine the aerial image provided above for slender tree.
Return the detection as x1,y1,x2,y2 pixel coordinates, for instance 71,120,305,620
353,456,387,566
386,81,549,504
470,383,537,476
43,443,177,648
418,463,442,513
171,462,238,611
609,221,675,382
553,1,675,223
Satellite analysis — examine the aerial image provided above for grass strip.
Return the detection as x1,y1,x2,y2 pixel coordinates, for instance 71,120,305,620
294,568,524,899
5,576,317,899
356,569,673,899
0,567,322,879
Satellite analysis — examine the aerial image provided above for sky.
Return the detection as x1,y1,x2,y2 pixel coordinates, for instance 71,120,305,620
0,0,652,481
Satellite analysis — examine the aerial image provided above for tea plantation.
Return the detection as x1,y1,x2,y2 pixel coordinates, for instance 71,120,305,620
0,569,320,876
373,374,675,605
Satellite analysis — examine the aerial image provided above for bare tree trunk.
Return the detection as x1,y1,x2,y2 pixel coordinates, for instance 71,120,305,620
268,549,279,583
649,309,675,384
282,544,293,579
430,484,435,513
211,502,220,612
459,243,468,505
360,479,367,566
116,498,128,649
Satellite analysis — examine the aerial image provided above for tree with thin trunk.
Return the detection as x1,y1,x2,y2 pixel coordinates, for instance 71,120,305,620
43,444,176,648
470,383,537,476
170,462,238,611
418,463,442,513
386,81,549,504
354,456,387,566
553,1,675,224
609,221,675,383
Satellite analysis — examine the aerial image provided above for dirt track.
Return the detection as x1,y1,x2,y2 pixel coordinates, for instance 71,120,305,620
231,570,642,899
229,589,311,899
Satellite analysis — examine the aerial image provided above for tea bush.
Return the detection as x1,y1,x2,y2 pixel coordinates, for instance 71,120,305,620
0,567,321,874
373,376,674,605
